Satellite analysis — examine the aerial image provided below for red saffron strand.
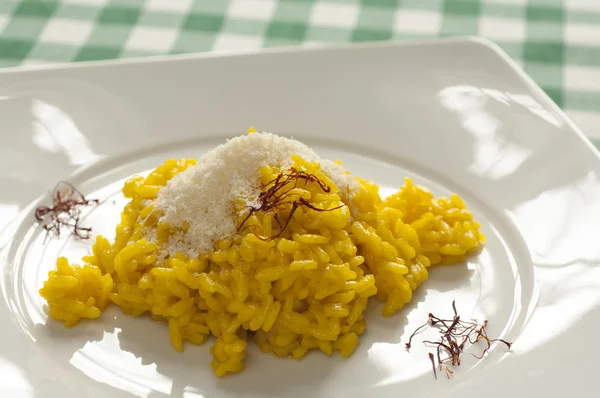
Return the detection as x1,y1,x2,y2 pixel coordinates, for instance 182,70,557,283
428,352,437,380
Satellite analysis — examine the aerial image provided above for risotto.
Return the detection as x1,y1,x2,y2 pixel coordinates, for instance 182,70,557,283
39,130,485,377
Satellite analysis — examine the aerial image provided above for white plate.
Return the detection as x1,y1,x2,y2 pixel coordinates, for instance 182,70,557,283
1,37,599,398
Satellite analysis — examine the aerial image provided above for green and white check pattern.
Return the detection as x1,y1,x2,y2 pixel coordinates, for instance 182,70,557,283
1,0,599,139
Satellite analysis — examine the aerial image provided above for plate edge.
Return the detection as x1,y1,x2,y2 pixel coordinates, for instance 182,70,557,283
463,37,600,161
1,35,596,161
0,36,500,75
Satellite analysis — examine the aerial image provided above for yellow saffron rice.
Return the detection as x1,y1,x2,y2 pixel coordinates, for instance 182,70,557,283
39,146,484,377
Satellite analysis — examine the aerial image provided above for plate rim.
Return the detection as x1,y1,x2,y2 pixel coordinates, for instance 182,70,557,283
1,35,596,164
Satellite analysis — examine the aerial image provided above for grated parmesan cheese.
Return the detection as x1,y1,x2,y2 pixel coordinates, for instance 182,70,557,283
153,132,354,258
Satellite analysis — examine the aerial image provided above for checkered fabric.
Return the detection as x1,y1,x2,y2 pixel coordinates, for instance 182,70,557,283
1,0,599,140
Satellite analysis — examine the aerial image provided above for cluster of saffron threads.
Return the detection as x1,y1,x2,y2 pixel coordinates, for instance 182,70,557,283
34,181,99,239
405,301,512,379
238,167,345,241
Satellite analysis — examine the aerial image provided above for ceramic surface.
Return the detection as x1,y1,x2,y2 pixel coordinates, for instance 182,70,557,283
1,37,598,398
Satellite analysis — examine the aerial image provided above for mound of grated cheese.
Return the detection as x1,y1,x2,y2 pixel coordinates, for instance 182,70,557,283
153,132,354,259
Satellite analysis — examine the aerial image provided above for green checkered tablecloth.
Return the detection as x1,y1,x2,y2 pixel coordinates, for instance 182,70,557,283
1,0,599,140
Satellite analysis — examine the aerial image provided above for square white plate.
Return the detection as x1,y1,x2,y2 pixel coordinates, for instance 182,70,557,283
1,37,599,398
